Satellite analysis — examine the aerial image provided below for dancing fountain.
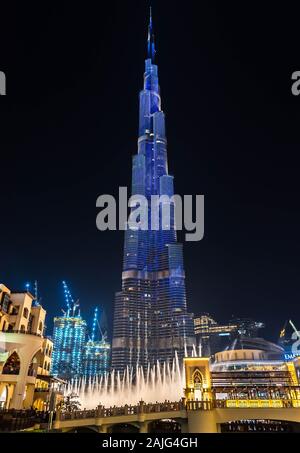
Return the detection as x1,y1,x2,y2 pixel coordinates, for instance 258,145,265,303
65,352,194,409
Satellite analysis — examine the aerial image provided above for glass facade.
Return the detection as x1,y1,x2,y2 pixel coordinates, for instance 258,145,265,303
112,17,195,372
51,315,87,380
82,339,110,378
52,300,111,380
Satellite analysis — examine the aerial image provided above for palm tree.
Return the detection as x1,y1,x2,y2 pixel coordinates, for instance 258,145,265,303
60,392,81,412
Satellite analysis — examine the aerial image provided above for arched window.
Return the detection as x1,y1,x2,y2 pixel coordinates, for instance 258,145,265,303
39,322,43,332
192,369,203,401
23,307,29,319
2,352,20,375
193,370,202,385
28,314,34,333
28,355,38,377
20,324,26,333
11,305,19,315
0,386,8,409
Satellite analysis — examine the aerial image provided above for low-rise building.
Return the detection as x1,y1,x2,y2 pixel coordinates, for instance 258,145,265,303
0,283,62,410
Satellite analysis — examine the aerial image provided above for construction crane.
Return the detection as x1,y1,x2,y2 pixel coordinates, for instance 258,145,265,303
87,306,108,343
72,299,80,317
34,280,39,305
90,307,98,342
62,281,80,317
97,316,108,341
25,280,41,306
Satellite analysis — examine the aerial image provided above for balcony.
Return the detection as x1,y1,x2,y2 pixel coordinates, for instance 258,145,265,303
1,367,20,376
3,329,42,337
0,409,48,432
34,388,50,393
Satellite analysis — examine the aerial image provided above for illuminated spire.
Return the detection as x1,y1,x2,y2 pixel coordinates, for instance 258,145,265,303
147,6,156,62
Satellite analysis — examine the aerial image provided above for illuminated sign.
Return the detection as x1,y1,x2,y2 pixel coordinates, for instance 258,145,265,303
284,353,300,360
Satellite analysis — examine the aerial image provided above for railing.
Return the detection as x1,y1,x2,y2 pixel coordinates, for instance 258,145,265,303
3,329,42,337
59,400,186,421
0,409,49,432
57,397,300,422
1,368,20,375
27,368,37,377
214,399,300,409
0,366,37,377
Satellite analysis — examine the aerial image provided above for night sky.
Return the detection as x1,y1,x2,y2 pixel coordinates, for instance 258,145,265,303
1,1,300,341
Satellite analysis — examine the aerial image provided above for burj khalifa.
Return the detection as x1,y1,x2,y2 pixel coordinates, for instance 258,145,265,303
112,9,195,372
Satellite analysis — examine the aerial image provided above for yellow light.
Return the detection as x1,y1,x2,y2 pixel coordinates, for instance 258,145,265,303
226,399,284,409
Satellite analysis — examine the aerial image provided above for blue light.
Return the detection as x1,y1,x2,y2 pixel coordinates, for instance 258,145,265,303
111,8,195,370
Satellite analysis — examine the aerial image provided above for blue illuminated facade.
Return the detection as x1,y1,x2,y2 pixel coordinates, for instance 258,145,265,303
82,307,110,378
51,314,87,380
51,284,110,380
51,282,87,380
112,11,195,372
82,339,110,378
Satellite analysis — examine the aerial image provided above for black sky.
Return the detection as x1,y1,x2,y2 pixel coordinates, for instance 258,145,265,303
1,1,300,341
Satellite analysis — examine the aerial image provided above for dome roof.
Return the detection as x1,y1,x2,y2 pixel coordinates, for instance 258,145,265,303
223,336,284,360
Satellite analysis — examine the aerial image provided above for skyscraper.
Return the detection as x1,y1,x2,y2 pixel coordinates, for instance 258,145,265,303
52,283,112,380
51,282,87,380
112,10,195,372
51,314,87,380
82,339,110,378
82,306,111,378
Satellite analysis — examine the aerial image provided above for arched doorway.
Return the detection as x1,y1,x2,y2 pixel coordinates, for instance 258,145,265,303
27,354,39,377
2,352,20,375
192,369,203,401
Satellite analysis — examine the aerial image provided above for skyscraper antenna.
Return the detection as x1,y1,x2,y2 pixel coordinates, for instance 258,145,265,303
147,6,156,61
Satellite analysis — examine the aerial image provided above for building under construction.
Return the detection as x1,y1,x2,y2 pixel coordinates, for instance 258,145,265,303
51,282,110,381
82,306,110,379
